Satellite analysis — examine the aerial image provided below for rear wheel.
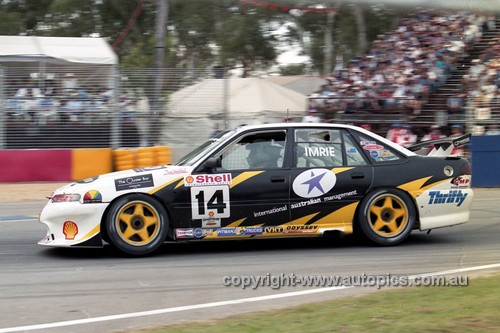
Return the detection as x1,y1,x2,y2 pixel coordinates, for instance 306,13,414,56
358,189,416,246
105,194,168,256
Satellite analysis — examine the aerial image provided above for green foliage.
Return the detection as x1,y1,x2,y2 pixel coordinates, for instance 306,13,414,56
0,0,412,76
278,64,307,76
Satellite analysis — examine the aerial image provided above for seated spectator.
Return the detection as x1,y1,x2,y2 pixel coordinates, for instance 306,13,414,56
395,124,417,148
302,108,321,123
485,124,500,136
450,124,465,156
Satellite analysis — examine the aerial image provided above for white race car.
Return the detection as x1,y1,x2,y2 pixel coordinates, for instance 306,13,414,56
39,123,473,255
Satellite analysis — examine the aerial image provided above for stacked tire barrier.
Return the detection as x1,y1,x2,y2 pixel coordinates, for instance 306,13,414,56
0,146,172,182
113,146,172,171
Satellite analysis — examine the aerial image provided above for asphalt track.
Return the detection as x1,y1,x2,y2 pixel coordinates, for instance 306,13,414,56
0,189,499,332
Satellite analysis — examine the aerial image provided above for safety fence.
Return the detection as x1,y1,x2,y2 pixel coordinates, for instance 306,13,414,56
0,66,222,152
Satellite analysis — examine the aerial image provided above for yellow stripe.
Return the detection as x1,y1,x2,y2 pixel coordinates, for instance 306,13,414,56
225,218,247,228
148,176,183,194
230,171,265,188
283,212,320,226
174,179,185,189
78,224,100,242
313,202,359,227
398,176,451,198
397,176,432,193
332,167,354,174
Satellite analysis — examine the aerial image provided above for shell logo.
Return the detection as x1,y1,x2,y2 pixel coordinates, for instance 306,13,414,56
185,176,194,184
208,211,215,217
63,221,78,240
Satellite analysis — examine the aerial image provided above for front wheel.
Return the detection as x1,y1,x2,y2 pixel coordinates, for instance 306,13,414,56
358,188,416,246
105,194,168,256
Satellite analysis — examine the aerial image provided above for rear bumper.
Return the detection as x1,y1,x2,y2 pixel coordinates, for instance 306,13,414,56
416,188,473,230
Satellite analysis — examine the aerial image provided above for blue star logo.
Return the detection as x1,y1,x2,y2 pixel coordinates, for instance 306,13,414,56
301,171,326,195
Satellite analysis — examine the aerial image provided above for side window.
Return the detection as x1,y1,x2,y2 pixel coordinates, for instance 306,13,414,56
219,131,286,170
355,133,402,163
343,132,368,166
295,129,343,167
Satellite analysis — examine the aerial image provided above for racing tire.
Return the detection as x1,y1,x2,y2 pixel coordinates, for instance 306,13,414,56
105,194,168,256
358,188,416,246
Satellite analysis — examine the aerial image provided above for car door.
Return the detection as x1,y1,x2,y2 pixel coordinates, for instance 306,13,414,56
289,128,373,234
188,129,291,236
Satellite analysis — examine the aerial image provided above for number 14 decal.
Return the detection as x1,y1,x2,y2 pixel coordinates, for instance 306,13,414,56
191,186,230,220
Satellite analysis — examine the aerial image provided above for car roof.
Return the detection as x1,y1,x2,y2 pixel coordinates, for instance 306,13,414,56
233,122,416,157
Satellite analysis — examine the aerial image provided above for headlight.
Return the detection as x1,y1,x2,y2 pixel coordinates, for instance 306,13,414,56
52,194,81,203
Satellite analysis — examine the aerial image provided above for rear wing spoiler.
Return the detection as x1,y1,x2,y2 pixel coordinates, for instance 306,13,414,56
407,134,471,157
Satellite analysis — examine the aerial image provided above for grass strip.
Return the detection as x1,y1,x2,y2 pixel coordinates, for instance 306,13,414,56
136,274,500,333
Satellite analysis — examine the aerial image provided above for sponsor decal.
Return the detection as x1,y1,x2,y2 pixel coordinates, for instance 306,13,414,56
176,228,194,239
291,198,321,209
63,221,78,240
241,227,263,235
264,226,284,234
194,228,215,238
284,225,319,234
451,175,470,188
323,190,357,202
164,168,188,175
380,149,392,157
305,146,336,157
362,144,384,151
292,168,337,198
83,190,102,203
346,147,358,154
185,173,232,187
202,217,221,228
191,186,230,220
254,205,287,218
360,140,376,146
370,150,379,159
115,174,154,191
428,190,468,207
194,228,204,238
217,228,237,236
291,190,357,209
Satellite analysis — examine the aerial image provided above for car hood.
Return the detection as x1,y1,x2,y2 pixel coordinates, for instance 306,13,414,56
52,165,193,202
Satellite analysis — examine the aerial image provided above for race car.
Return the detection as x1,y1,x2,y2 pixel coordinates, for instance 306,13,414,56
38,123,473,255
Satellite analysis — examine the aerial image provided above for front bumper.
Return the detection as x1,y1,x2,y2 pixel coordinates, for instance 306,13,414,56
38,201,108,247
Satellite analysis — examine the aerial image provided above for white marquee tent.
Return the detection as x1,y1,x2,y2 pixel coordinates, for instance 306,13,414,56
0,35,117,65
162,77,308,158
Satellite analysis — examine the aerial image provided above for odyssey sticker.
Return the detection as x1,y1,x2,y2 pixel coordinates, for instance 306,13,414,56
115,174,154,191
185,173,232,187
292,168,336,198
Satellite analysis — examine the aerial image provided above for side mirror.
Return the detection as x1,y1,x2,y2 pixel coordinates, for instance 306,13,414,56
203,156,222,170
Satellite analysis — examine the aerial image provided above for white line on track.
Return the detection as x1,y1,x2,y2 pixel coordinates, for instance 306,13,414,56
0,218,37,223
1,263,500,332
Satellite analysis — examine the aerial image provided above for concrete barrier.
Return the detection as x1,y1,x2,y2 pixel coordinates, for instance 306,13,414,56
1,148,112,182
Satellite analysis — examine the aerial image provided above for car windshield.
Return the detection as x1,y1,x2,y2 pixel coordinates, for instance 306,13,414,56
174,130,235,166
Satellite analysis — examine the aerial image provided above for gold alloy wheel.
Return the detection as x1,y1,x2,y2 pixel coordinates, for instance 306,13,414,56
368,194,409,237
115,201,161,246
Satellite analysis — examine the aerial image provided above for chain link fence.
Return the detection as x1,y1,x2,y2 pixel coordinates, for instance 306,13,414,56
0,66,221,155
1,65,498,160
